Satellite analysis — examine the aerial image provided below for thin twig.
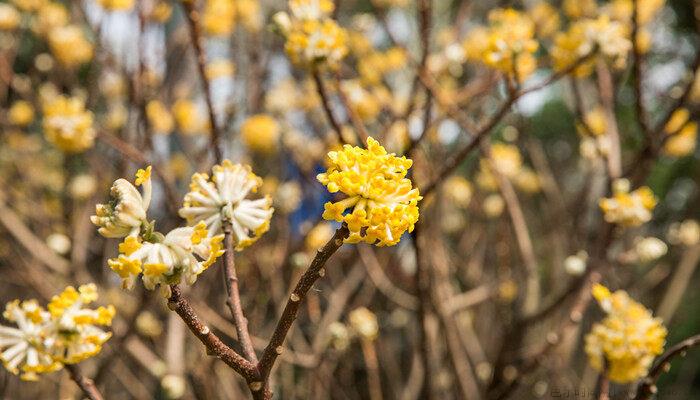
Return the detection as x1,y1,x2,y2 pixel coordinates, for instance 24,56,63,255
313,69,347,144
65,364,104,400
635,334,700,400
257,225,349,382
222,221,258,363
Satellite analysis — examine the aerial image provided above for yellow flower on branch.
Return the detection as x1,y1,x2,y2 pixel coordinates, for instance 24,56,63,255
42,95,95,153
317,137,421,246
585,284,667,383
599,179,656,227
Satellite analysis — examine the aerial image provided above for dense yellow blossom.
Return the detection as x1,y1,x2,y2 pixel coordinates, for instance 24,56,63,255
317,137,421,246
599,180,656,227
91,166,152,238
283,18,349,68
42,95,95,153
585,284,667,383
48,25,93,67
662,108,697,157
240,114,280,154
528,2,560,38
0,285,114,381
8,100,35,127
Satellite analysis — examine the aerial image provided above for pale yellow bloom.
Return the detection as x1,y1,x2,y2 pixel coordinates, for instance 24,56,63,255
42,95,95,153
348,307,378,341
172,99,207,135
0,4,20,30
585,284,666,383
599,180,656,227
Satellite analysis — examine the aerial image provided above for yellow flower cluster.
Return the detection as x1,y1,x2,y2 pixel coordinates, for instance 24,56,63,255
585,284,667,383
42,95,95,153
48,25,93,67
551,15,631,77
0,3,20,30
0,284,114,381
663,108,697,157
276,0,348,68
599,180,656,227
202,0,236,36
317,137,421,246
240,114,280,154
463,8,539,82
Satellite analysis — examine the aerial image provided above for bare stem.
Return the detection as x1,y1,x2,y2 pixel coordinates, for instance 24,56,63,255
312,69,347,144
222,222,258,363
257,225,349,382
65,364,104,400
635,334,700,400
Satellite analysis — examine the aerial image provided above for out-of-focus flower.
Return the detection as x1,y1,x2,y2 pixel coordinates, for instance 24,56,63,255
514,168,541,194
443,176,473,209
48,25,93,67
147,1,172,23
585,284,666,383
349,307,378,341
289,0,334,20
172,99,207,136
463,8,538,82
328,321,351,351
498,280,518,303
564,251,588,276
205,60,235,80
161,374,187,399
46,233,71,255
634,237,667,263
146,100,174,135
599,179,656,227
0,284,114,381
69,174,97,200
33,2,68,36
91,166,152,238
105,103,128,131
236,0,262,32
275,181,302,214
0,4,20,31
10,0,44,13
579,107,608,137
240,114,280,154
488,143,522,179
668,219,700,247
563,0,598,18
8,100,35,127
528,2,560,38
340,80,382,122
108,223,224,295
483,194,505,218
202,0,236,36
179,161,274,250
317,137,421,246
305,222,334,250
97,0,135,11
42,95,95,153
135,311,163,338
662,109,697,157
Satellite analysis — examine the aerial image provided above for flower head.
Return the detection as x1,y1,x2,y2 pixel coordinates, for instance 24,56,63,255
317,137,421,246
179,161,274,251
0,285,114,381
47,25,93,67
585,284,667,383
91,166,152,238
107,223,225,295
240,114,280,154
599,180,656,227
42,95,95,153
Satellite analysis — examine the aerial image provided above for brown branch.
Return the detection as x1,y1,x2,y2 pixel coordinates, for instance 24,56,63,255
222,222,258,363
167,285,259,383
635,334,700,400
257,225,349,382
335,73,370,143
312,69,347,144
65,364,104,400
181,0,223,163
631,0,652,141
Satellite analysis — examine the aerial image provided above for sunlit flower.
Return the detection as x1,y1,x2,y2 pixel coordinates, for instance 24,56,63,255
283,18,348,68
42,95,95,153
348,307,378,341
564,251,588,276
8,100,35,127
107,224,225,295
633,237,667,263
240,114,280,154
91,166,152,238
179,161,274,250
585,284,667,383
599,179,656,227
328,321,351,350
48,25,93,67
289,0,334,20
317,137,421,246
